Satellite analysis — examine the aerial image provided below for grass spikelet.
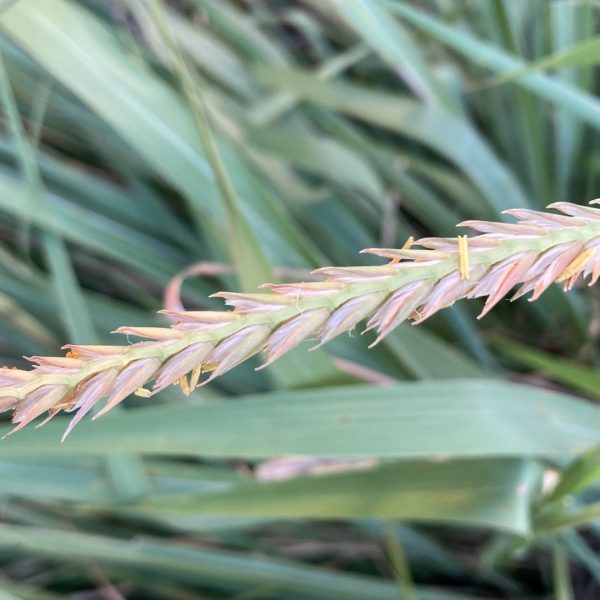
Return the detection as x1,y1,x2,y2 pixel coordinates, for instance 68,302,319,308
3,202,600,438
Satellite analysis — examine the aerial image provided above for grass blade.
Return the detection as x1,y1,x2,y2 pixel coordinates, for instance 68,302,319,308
134,458,539,534
1,380,599,459
388,1,600,131
0,524,490,600
257,67,529,212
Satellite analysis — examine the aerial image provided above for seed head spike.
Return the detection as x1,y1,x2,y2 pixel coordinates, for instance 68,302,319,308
2,201,600,436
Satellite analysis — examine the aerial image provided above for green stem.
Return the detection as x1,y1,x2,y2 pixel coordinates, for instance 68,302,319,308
384,521,417,600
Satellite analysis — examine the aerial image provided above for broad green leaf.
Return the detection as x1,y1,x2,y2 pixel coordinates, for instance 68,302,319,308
384,324,487,379
0,51,96,344
0,459,238,504
165,9,257,100
135,458,540,534
2,380,599,459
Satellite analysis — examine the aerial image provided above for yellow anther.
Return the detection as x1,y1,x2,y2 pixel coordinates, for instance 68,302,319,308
189,365,202,391
391,236,415,265
179,375,190,397
458,235,470,280
410,308,424,323
557,248,595,283
134,387,152,398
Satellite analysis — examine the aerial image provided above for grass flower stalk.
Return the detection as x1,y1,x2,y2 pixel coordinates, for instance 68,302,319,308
2,202,600,438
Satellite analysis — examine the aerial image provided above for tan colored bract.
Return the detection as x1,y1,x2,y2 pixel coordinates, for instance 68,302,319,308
2,201,600,439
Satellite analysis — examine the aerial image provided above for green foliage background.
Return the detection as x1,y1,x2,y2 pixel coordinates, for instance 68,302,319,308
1,0,600,597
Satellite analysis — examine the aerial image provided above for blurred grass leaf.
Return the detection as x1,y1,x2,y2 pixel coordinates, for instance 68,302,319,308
495,338,600,401
2,380,599,459
388,1,600,132
489,36,600,87
135,458,540,534
257,67,529,213
0,524,489,600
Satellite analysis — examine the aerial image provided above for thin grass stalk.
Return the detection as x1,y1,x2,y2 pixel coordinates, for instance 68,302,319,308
384,522,417,600
2,202,600,438
148,0,274,291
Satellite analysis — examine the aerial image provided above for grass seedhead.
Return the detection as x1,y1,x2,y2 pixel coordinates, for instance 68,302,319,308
2,201,600,438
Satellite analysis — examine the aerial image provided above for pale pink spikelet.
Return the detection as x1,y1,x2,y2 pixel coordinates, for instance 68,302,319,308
588,249,600,287
210,292,292,313
0,368,35,382
259,308,329,369
113,326,184,340
418,237,499,251
202,325,271,383
502,208,582,228
360,248,449,261
313,266,398,283
152,342,211,394
474,253,536,318
4,385,69,437
26,356,85,369
417,269,480,322
62,369,118,441
315,292,387,347
160,310,239,325
367,281,432,346
63,345,131,359
530,243,583,301
0,396,17,413
457,220,545,236
548,202,600,220
94,359,161,418
263,282,344,296
3,201,600,436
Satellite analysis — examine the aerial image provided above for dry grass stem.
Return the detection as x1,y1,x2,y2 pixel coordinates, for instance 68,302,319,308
3,201,600,438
